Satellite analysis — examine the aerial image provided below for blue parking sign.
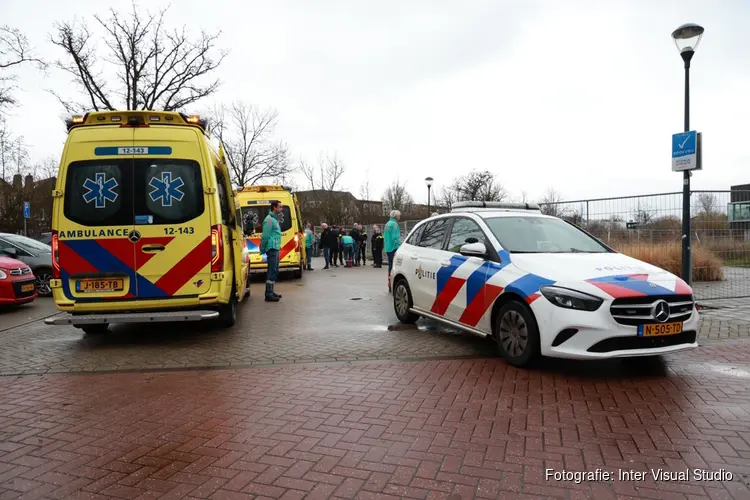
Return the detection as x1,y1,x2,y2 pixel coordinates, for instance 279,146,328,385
23,201,30,219
672,131,699,171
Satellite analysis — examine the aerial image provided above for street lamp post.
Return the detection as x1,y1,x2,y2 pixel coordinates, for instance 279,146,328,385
425,177,434,217
672,23,704,286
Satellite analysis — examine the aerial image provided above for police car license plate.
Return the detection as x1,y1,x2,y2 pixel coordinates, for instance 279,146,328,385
21,283,35,293
76,278,124,293
639,322,682,337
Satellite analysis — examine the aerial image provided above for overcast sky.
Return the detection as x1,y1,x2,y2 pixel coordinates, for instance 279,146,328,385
2,0,748,205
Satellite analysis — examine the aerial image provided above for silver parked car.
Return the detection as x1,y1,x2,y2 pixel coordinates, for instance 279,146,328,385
0,233,53,296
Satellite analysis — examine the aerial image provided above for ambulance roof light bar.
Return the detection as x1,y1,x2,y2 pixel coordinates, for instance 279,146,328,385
451,201,540,212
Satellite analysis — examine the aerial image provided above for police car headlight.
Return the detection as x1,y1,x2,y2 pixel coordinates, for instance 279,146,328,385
539,286,602,311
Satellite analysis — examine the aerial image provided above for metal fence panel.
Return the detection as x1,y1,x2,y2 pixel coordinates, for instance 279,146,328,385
538,190,750,301
316,191,750,302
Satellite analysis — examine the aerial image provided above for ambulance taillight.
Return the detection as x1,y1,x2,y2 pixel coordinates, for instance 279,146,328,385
211,225,223,273
51,231,61,279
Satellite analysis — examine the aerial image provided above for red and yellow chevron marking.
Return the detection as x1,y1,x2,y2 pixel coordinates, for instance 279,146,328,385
279,237,298,261
136,232,212,297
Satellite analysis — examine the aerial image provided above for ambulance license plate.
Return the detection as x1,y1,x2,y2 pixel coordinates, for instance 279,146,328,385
76,278,124,293
638,322,683,337
21,283,35,293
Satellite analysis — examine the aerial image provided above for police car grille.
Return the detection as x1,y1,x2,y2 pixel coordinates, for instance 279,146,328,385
9,267,31,276
609,294,694,326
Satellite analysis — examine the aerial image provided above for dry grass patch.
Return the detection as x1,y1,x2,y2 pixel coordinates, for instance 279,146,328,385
614,243,724,282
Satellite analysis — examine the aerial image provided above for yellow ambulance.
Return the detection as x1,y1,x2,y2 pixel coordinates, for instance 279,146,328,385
235,185,306,278
44,111,249,334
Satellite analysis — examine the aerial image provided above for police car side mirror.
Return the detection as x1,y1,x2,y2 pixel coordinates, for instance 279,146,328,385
459,242,487,259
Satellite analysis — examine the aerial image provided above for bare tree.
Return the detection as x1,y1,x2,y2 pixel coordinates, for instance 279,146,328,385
301,153,347,223
452,170,507,202
696,192,718,216
382,179,414,217
539,187,564,217
210,102,292,187
0,26,44,111
632,202,655,226
358,171,376,222
0,117,29,181
434,185,457,212
32,157,60,180
50,2,226,113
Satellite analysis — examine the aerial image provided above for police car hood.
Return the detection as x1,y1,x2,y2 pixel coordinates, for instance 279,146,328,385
508,251,692,296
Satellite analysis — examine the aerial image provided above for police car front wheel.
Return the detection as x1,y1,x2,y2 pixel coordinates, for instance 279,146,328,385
493,301,540,368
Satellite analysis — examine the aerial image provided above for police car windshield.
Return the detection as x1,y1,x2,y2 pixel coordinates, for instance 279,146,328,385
484,216,609,253
241,206,292,234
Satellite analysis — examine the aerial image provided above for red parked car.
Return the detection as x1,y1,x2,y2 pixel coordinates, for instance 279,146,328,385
0,256,37,306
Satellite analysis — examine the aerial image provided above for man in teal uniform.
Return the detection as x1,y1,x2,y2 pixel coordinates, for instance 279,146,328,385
261,200,283,302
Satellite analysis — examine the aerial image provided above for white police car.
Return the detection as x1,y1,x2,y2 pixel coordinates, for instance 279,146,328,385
390,201,699,367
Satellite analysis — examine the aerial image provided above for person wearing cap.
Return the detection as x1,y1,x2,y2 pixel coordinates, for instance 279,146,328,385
357,223,368,266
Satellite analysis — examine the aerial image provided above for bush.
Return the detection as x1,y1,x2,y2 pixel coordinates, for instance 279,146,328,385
614,243,724,282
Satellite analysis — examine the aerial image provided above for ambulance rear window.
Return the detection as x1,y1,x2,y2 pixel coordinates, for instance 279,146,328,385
64,160,130,227
135,159,204,224
63,159,204,227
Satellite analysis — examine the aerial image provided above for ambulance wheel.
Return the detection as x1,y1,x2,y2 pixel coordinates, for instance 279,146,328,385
493,301,540,368
293,261,303,279
393,277,419,324
217,283,238,327
81,324,109,335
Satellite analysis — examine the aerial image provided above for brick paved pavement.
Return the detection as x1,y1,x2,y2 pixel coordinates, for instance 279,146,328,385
0,258,748,377
1,342,750,499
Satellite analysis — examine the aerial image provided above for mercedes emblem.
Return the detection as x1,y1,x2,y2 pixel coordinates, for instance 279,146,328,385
651,300,670,323
128,230,141,243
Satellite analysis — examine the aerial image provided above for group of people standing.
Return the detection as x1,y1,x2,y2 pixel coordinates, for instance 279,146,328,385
318,223,385,269
313,210,404,280
262,204,405,300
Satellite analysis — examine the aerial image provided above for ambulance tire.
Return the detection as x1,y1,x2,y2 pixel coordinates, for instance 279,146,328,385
293,261,303,279
81,324,109,335
217,283,238,328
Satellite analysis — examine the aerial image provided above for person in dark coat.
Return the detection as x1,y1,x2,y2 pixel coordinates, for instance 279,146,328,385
350,224,361,266
329,225,340,268
320,223,337,269
371,224,384,268
336,227,345,266
357,223,368,266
